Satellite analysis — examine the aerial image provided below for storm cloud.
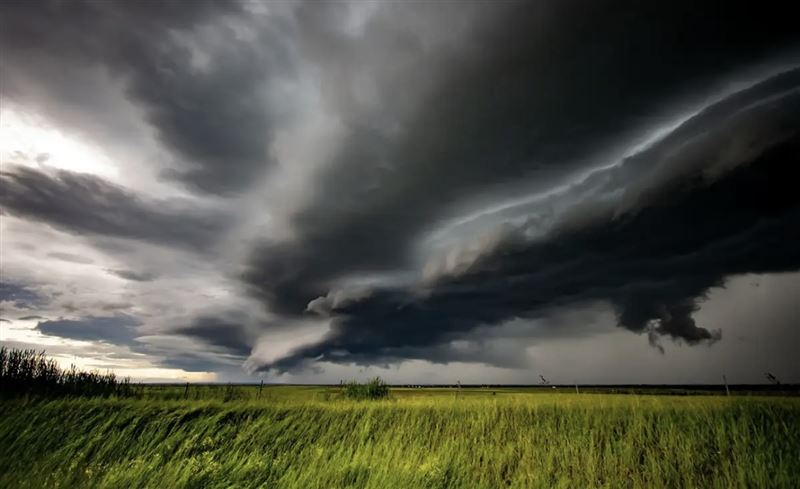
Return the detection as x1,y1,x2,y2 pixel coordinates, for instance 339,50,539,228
260,73,800,371
36,314,142,345
244,0,800,316
0,282,49,310
2,0,799,382
172,315,255,357
0,167,228,252
0,0,293,195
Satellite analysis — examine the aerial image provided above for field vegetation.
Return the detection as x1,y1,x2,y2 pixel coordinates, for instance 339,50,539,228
342,377,390,400
0,347,132,398
1,387,799,488
0,348,798,488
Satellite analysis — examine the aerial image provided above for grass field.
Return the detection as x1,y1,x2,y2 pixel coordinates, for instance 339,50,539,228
1,386,798,488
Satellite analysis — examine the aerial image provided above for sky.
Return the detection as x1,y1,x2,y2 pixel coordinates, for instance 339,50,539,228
1,0,799,384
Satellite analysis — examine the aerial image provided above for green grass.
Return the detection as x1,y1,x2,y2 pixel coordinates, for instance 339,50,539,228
1,347,132,398
342,377,390,400
1,387,798,488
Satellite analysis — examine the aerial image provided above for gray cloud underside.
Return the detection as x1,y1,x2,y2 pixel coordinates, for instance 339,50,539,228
33,313,251,372
260,72,800,372
0,0,292,195
171,315,255,357
0,282,49,310
2,1,800,376
106,269,156,282
244,0,800,316
36,314,142,345
0,167,228,252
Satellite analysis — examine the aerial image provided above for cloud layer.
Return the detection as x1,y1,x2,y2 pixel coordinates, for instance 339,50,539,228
1,0,799,381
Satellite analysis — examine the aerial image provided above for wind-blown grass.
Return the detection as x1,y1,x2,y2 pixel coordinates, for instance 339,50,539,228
0,347,132,399
1,388,798,488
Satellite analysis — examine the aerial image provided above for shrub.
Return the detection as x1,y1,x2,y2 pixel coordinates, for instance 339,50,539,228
341,377,390,400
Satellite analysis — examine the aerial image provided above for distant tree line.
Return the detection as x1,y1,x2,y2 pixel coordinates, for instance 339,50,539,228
0,347,133,398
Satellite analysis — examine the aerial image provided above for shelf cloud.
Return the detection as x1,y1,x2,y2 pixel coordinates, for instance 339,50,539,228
1,0,798,382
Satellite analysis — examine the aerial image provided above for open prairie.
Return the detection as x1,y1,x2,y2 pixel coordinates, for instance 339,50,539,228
2,386,798,489
2,1,800,488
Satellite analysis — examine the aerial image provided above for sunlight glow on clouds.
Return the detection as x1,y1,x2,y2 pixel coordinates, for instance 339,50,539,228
0,106,118,179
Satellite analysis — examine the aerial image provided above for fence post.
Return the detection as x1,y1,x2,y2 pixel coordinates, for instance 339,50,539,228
258,380,264,400
184,382,189,400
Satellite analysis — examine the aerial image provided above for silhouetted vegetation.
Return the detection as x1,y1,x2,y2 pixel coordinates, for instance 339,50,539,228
0,347,132,398
341,377,390,400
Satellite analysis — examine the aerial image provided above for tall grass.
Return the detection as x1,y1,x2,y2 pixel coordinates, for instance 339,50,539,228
0,347,132,398
1,388,798,488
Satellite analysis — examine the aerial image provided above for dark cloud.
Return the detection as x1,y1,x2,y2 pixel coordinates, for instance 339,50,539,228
36,314,142,345
33,313,247,373
3,0,800,379
18,315,46,321
259,88,800,371
0,0,294,195
172,315,254,357
302,304,618,371
157,353,236,373
46,252,95,265
0,167,228,251
245,0,800,315
106,269,156,282
100,302,134,312
0,282,48,310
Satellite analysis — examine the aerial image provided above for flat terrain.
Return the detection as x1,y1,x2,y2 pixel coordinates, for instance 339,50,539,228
1,387,798,488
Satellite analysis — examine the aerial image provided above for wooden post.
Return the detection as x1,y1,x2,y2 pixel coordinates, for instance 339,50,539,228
258,380,264,400
575,383,579,394
184,382,189,399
